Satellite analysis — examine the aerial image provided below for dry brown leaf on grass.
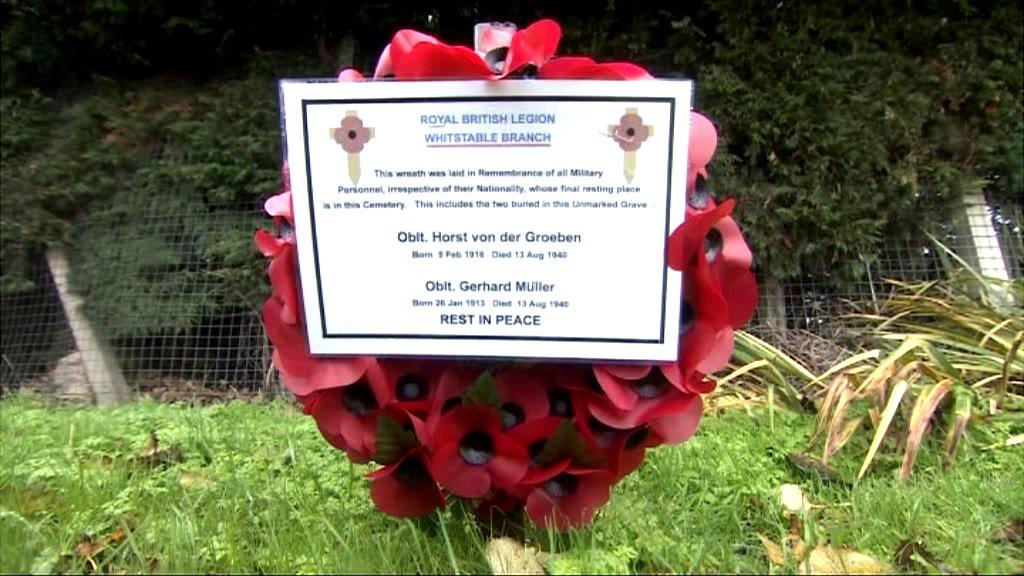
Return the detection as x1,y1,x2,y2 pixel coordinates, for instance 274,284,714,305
485,537,546,575
760,533,888,575
758,533,806,566
799,545,889,575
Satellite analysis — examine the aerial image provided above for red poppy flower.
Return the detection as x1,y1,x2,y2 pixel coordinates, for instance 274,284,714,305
525,468,614,530
591,364,658,411
587,370,700,430
417,367,477,445
538,56,652,80
667,198,735,271
506,417,574,490
303,364,388,462
376,359,446,416
660,253,734,392
367,447,444,518
472,489,523,520
607,425,659,480
706,215,758,328
427,405,528,498
494,370,550,429
375,19,561,80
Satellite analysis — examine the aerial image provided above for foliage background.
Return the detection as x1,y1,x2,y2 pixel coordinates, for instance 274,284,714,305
1,0,1021,341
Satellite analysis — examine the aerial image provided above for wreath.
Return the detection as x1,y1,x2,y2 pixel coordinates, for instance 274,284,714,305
255,19,758,530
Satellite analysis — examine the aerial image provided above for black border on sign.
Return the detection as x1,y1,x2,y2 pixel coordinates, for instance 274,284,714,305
301,95,676,344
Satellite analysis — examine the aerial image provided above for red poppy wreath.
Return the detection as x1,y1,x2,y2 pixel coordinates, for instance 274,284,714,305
256,19,758,530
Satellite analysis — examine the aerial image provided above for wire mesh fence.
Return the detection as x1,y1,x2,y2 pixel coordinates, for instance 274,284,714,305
2,191,1021,399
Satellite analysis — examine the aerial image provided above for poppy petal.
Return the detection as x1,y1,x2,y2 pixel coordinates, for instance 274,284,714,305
337,68,364,82
264,191,293,223
373,45,393,78
488,435,530,489
667,199,734,270
254,229,285,258
495,372,549,423
264,298,313,377
525,489,559,528
593,366,639,411
599,364,652,380
562,471,613,525
394,43,492,79
501,19,561,76
689,112,718,171
649,395,703,445
720,265,758,329
267,244,298,325
429,442,491,498
369,451,444,518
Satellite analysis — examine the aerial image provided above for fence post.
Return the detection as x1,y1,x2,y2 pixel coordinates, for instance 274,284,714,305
46,248,131,405
959,190,1011,281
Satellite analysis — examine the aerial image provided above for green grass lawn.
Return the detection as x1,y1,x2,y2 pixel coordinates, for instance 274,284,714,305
1,394,1021,574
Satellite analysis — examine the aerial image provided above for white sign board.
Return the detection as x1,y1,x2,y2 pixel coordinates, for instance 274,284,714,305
279,79,691,361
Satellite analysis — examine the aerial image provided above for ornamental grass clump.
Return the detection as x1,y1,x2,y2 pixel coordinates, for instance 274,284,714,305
808,251,1023,481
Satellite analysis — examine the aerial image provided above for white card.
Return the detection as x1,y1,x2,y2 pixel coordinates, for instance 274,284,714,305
279,79,691,361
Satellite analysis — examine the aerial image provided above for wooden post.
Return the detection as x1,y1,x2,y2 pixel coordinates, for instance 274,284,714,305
46,248,131,405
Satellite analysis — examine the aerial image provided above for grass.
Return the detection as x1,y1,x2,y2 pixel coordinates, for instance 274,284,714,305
1,394,1021,574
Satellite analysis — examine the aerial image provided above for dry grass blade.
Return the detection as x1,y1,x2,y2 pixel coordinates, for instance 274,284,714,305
944,390,971,468
822,382,854,465
716,359,771,388
901,380,953,481
825,416,864,462
858,379,909,480
999,330,1023,405
810,350,881,388
809,374,849,448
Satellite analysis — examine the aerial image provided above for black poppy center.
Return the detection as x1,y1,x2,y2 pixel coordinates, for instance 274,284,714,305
633,372,668,400
485,47,509,74
394,456,431,488
459,431,495,466
543,474,580,500
689,174,711,209
625,427,650,450
549,389,574,418
342,381,378,416
500,402,526,430
396,374,428,401
626,127,636,138
440,396,462,414
347,130,357,140
679,302,695,335
588,417,623,448
528,440,547,463
704,227,724,263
